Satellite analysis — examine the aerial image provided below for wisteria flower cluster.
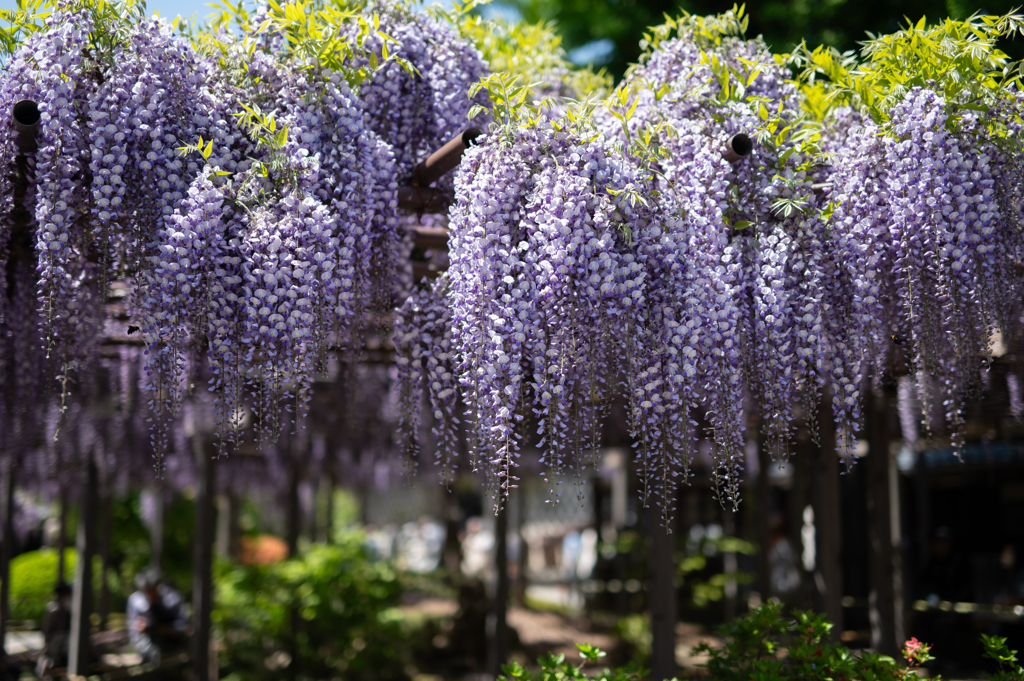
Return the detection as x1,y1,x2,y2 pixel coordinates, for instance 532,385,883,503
398,118,733,513
396,14,1024,514
0,4,407,470
137,38,400,461
828,87,1018,449
354,4,491,184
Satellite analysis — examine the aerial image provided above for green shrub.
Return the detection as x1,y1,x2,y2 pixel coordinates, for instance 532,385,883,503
213,531,409,681
529,606,1024,681
982,634,1024,681
8,549,77,622
7,548,125,624
499,644,643,681
693,603,933,681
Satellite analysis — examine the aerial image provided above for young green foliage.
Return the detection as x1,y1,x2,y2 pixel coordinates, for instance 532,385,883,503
498,644,644,681
0,0,50,59
439,0,611,101
790,10,1024,144
982,634,1024,681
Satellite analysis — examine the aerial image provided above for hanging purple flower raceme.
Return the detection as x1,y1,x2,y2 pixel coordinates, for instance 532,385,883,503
354,5,491,184
829,87,1009,451
87,17,209,277
399,118,710,514
601,29,834,500
5,11,94,374
130,28,402,454
394,274,460,484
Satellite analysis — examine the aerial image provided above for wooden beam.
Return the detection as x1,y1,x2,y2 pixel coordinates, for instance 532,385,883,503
411,226,450,250
411,128,482,188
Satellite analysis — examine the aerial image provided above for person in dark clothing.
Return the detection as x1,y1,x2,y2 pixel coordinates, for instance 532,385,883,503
994,543,1024,606
127,568,188,665
919,526,973,603
36,582,72,677
915,527,975,675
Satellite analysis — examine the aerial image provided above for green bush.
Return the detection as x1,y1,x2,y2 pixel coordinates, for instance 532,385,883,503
8,549,78,622
982,634,1024,681
213,532,409,681
7,548,124,624
694,603,1024,681
499,644,642,681
693,603,930,680
528,606,1023,681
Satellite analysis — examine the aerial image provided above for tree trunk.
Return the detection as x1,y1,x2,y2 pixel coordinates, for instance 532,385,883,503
489,501,509,676
865,387,904,656
649,511,677,681
0,459,16,658
811,400,843,640
192,439,217,681
98,491,112,631
69,455,97,676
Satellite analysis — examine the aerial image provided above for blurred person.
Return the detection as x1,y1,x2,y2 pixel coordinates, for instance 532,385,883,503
994,543,1024,606
127,568,188,665
461,517,494,577
919,526,972,604
36,582,71,677
768,514,800,599
915,527,974,675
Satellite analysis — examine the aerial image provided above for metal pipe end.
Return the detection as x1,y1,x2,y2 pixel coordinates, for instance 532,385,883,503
13,100,40,154
13,100,40,132
722,133,752,163
462,127,483,148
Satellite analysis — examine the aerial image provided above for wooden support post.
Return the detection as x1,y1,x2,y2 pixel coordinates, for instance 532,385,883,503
789,438,811,609
441,489,462,580
99,491,112,631
515,486,527,606
722,507,738,622
756,437,772,601
145,484,165,571
57,486,68,584
216,491,241,560
811,401,843,640
304,477,317,546
323,469,335,545
865,387,904,656
192,439,217,681
650,510,677,681
0,458,15,658
489,501,509,676
286,458,300,557
69,455,97,676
